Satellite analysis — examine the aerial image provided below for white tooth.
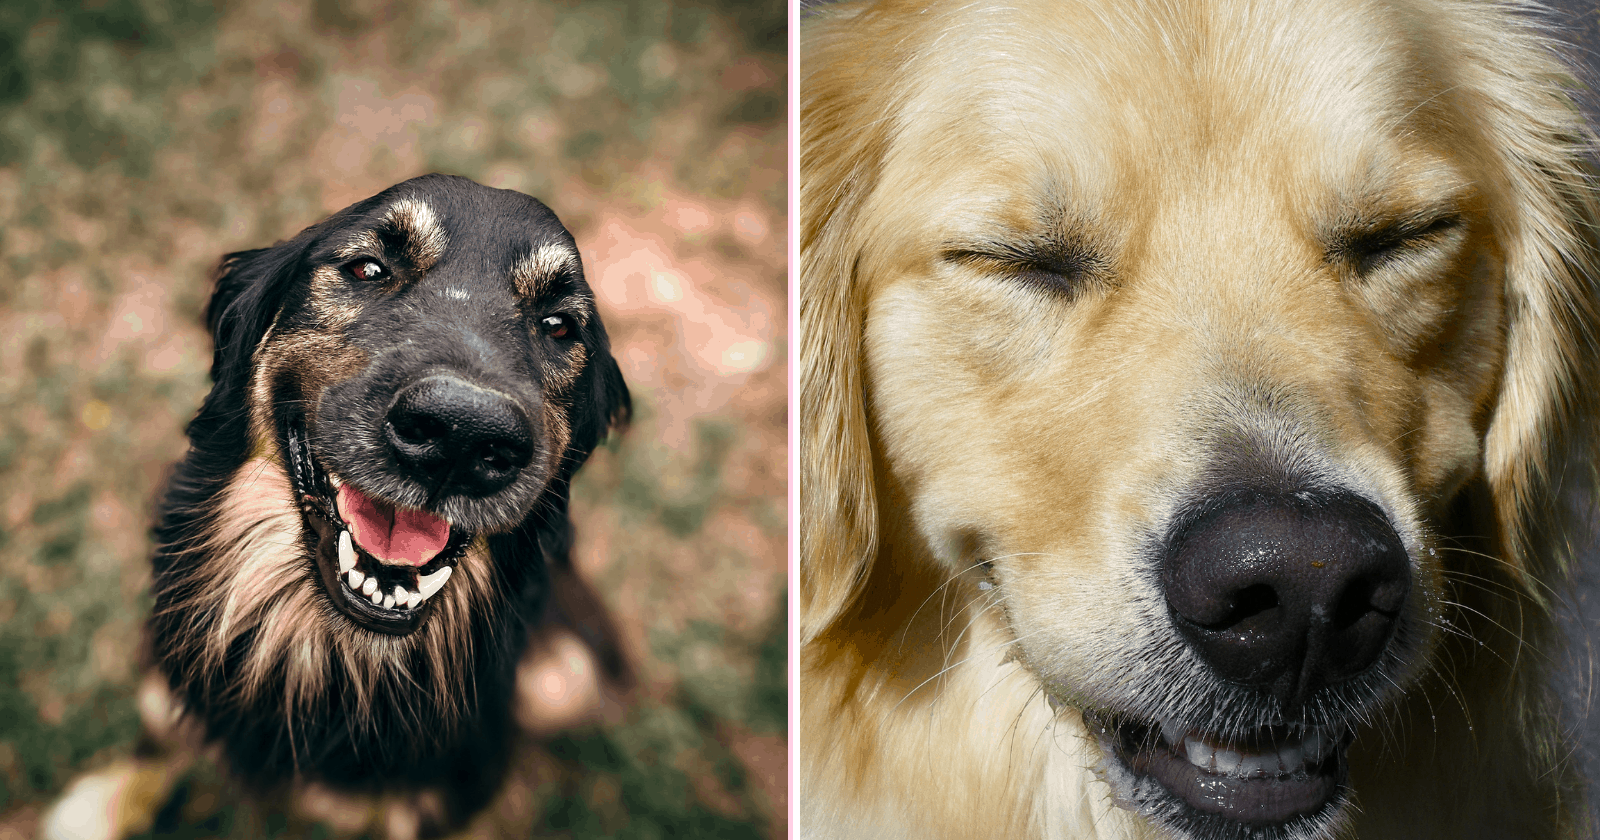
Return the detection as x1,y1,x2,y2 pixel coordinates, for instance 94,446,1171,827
1185,737,1216,770
338,531,356,573
330,474,344,489
383,592,396,609
417,566,453,600
394,587,412,608
347,569,365,589
1277,743,1304,773
1214,747,1242,775
362,576,378,596
1236,752,1270,778
1160,718,1186,745
408,590,423,609
369,588,382,605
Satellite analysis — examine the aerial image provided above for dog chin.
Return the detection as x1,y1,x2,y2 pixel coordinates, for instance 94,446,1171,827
1072,704,1353,840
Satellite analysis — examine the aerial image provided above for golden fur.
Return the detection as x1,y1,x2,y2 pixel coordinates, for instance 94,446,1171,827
800,0,1599,838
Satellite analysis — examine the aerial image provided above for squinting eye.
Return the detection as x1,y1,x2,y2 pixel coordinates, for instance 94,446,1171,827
345,259,387,281
541,314,574,340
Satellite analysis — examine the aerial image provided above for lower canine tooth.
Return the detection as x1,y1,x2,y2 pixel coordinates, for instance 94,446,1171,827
347,569,365,589
417,565,453,600
338,531,356,573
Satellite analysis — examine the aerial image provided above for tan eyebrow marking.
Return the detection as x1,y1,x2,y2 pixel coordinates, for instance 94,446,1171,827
334,230,382,260
510,243,580,298
383,196,448,270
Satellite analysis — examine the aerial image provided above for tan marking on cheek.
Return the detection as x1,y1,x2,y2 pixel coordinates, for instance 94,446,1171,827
539,342,587,393
511,243,580,298
309,266,360,332
539,400,573,469
384,197,448,270
249,327,370,436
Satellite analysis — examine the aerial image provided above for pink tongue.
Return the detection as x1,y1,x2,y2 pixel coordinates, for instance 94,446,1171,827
335,485,450,567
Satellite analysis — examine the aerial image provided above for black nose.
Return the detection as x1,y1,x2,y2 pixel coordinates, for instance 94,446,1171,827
384,376,535,495
1162,492,1410,708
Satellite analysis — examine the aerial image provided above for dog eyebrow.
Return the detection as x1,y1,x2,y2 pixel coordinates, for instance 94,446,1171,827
331,198,451,272
334,230,383,260
510,243,581,298
382,197,449,270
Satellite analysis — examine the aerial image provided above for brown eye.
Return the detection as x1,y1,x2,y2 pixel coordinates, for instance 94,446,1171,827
541,314,574,340
345,259,387,281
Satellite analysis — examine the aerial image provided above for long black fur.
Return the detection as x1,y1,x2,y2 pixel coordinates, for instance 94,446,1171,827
145,174,629,824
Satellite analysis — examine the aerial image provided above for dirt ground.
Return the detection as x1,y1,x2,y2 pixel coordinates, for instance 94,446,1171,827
0,1,785,837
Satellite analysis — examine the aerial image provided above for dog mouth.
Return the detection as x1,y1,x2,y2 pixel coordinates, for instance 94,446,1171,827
284,419,472,635
1076,704,1350,839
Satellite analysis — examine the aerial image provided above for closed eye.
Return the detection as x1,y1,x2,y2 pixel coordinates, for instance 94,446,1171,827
943,241,1104,298
1335,214,1464,275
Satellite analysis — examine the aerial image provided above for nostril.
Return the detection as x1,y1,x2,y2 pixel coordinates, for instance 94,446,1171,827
392,412,450,448
1330,574,1404,631
1208,583,1279,630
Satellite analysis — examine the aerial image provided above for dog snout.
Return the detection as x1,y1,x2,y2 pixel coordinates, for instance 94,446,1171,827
384,375,536,496
1162,492,1410,708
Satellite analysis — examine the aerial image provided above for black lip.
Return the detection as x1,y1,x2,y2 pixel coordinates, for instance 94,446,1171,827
283,418,471,636
1083,710,1350,839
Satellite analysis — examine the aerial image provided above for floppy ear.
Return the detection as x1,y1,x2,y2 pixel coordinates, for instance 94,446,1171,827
800,5,907,644
571,346,631,459
185,241,309,449
1457,16,1600,599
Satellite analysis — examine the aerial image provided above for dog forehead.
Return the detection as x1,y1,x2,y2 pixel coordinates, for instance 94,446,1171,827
385,187,574,253
875,0,1459,227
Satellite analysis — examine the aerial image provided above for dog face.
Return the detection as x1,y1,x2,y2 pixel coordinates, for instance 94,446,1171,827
149,174,628,790
233,176,626,635
803,1,1598,837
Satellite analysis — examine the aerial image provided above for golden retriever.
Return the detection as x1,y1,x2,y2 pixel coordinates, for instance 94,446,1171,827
799,1,1599,838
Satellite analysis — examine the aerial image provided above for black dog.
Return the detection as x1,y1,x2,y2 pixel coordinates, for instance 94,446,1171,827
74,174,629,835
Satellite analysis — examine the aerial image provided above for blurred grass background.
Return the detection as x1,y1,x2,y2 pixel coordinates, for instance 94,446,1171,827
0,0,786,837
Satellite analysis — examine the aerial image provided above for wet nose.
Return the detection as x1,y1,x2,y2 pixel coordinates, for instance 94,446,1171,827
385,375,535,496
1161,492,1410,708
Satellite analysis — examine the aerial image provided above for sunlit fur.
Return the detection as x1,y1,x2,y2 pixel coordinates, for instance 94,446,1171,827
800,1,1600,838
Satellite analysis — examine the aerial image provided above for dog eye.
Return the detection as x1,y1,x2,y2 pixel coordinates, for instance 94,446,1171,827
944,247,1098,297
345,259,388,282
1343,215,1463,274
540,314,575,340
